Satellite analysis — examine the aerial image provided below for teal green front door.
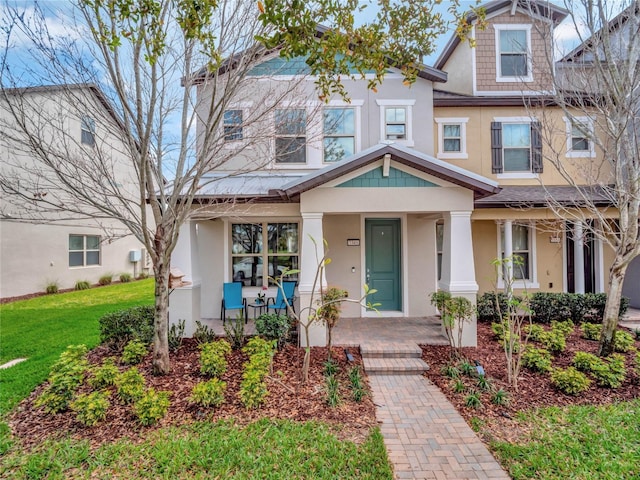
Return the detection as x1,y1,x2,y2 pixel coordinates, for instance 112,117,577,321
365,219,401,311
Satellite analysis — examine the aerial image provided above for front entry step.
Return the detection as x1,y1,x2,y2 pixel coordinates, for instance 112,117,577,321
361,342,429,375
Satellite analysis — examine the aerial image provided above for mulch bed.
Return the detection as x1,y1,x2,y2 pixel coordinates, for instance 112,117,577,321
8,341,376,450
421,321,640,443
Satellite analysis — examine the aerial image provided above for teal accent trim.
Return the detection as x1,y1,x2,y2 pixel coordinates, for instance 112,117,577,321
248,56,311,76
337,167,437,188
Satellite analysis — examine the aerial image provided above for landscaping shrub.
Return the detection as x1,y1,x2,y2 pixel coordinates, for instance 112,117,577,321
98,274,113,286
581,322,601,341
491,389,509,406
573,352,602,372
524,324,545,341
134,388,170,426
348,366,366,402
550,367,591,395
441,364,461,379
452,379,466,393
325,375,340,407
530,292,571,324
592,354,626,388
71,391,110,426
137,272,149,280
190,379,227,408
635,351,640,377
35,345,88,414
522,347,552,373
115,367,145,404
199,340,231,377
476,292,510,322
458,359,476,376
539,329,566,353
464,391,482,408
45,281,59,294
551,319,575,338
121,339,148,365
119,273,132,283
239,338,275,409
168,319,185,352
566,293,589,323
88,358,120,389
193,320,217,344
255,313,291,349
74,280,91,290
477,375,492,391
613,330,635,353
99,305,154,350
323,359,339,376
584,293,629,322
223,315,245,350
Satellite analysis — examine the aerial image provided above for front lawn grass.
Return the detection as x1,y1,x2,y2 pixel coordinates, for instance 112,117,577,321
0,419,393,479
492,399,640,480
0,279,154,415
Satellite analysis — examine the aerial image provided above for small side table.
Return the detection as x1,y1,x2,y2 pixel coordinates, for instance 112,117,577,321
247,301,267,319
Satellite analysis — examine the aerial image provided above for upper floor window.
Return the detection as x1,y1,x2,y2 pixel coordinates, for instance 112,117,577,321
564,116,595,158
275,108,306,163
81,116,95,147
223,109,243,141
491,118,542,177
494,25,533,82
323,107,355,163
69,234,100,267
435,117,468,159
376,99,415,146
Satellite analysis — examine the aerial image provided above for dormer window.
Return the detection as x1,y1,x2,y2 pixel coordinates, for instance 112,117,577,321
494,25,533,82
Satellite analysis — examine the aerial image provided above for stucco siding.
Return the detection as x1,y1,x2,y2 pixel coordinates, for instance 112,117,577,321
407,215,437,316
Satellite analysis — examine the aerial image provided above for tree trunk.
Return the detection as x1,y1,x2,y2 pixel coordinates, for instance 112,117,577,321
598,264,627,357
152,255,171,375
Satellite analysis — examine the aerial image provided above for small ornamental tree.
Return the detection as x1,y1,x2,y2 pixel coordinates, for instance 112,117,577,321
318,287,348,360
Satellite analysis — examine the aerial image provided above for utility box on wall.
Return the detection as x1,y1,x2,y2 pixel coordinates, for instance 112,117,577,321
129,250,142,262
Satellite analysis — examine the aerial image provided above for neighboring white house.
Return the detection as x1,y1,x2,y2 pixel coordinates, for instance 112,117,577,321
0,85,145,298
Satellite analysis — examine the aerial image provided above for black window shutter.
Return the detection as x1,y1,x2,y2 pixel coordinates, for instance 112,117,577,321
531,121,543,173
491,122,503,174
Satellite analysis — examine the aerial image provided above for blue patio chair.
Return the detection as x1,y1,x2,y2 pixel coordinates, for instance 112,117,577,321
267,281,296,315
220,281,247,324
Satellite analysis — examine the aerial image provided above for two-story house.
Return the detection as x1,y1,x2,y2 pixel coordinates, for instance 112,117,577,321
168,0,622,345
0,85,145,298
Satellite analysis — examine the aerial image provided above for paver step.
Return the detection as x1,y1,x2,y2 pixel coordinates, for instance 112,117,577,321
363,357,429,375
360,342,423,359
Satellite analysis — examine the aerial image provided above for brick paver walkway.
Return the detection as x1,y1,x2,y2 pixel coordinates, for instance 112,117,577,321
369,374,510,480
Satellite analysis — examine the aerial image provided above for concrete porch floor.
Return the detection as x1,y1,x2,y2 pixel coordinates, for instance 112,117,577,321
199,315,449,346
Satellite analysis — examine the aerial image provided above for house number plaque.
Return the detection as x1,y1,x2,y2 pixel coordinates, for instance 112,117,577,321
347,239,360,246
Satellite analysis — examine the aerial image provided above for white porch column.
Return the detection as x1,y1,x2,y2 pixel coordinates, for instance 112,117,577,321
168,220,201,338
574,221,585,294
299,212,327,347
503,220,514,285
439,211,478,347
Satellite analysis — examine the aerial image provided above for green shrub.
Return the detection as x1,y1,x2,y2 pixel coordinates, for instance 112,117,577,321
584,293,629,321
88,358,120,389
71,391,110,426
566,293,589,323
115,367,145,404
551,367,591,395
582,322,601,340
243,336,276,359
477,375,492,391
137,272,149,280
524,324,545,341
119,273,132,283
99,305,155,350
458,359,475,376
635,351,640,377
74,280,91,290
551,319,575,338
45,281,59,294
255,313,291,348
223,315,245,350
348,366,366,402
539,329,566,353
634,328,640,340
522,347,553,373
476,292,510,322
592,354,626,388
573,351,602,372
325,375,340,407
35,345,88,414
193,321,216,345
491,389,509,406
199,340,231,377
189,379,227,408
441,364,461,379
613,330,635,353
464,391,482,408
530,292,571,323
323,359,339,377
491,322,506,339
121,339,148,365
452,379,466,393
134,389,170,426
239,338,276,409
98,274,113,286
168,319,185,352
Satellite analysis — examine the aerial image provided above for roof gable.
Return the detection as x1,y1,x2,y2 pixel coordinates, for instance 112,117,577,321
336,166,438,188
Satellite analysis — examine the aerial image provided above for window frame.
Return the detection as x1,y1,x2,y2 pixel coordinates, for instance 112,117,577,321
223,109,243,141
376,99,415,147
496,222,539,289
230,222,299,287
81,116,96,147
323,107,356,163
492,117,542,179
274,108,307,164
69,234,101,267
494,24,533,83
435,117,469,159
564,116,596,158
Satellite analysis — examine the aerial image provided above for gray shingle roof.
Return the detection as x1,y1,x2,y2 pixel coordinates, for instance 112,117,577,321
475,185,613,208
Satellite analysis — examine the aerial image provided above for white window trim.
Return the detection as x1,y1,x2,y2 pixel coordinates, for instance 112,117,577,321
273,107,308,166
376,99,415,147
493,116,537,177
435,117,469,159
322,101,363,163
69,234,101,268
494,24,534,83
563,116,596,158
496,221,539,289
